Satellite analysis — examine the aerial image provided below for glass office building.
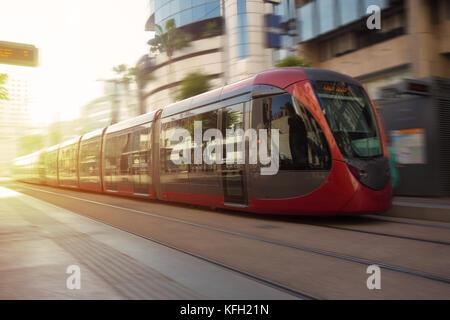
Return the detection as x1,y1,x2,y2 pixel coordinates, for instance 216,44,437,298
236,0,247,59
298,0,388,42
141,0,283,112
149,0,221,30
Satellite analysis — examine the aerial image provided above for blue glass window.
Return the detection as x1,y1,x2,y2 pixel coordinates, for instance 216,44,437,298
364,0,388,11
237,0,247,59
180,0,192,11
192,4,207,21
339,0,359,25
154,0,164,10
238,45,248,59
180,8,193,25
193,0,206,6
267,33,281,49
237,0,246,14
154,9,161,24
274,3,283,16
204,1,220,19
170,0,180,14
299,2,314,41
237,13,246,27
154,0,222,29
172,12,181,27
266,14,281,29
237,27,247,45
160,2,170,20
318,0,334,34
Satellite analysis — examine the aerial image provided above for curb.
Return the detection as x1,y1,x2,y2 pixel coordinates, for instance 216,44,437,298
381,201,450,223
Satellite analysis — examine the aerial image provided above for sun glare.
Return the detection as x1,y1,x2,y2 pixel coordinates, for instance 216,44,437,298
0,186,20,199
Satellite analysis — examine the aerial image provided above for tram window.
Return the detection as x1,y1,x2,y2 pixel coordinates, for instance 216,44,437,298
161,117,191,173
59,146,77,177
257,93,331,170
128,126,151,176
59,148,67,176
105,135,119,188
119,133,132,175
190,109,218,173
222,104,244,168
46,150,57,176
70,145,77,175
137,126,151,170
80,140,100,177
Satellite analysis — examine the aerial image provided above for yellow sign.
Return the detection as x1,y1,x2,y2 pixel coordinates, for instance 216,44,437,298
0,41,38,67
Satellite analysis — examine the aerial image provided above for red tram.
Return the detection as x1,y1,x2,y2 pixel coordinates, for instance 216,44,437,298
12,68,392,215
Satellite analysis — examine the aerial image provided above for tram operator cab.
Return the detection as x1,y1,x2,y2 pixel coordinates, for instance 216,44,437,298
244,68,391,214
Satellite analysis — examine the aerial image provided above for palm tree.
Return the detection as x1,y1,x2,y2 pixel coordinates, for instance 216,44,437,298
113,64,155,116
113,64,132,88
148,18,190,100
176,71,212,101
148,19,190,60
128,66,154,115
112,64,132,118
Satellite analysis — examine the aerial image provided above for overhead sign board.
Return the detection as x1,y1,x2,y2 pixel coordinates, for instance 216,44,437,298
0,41,38,67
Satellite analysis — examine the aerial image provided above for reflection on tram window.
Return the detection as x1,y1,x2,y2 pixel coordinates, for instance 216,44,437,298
313,81,382,158
80,140,100,178
161,116,191,173
222,103,244,170
190,109,218,173
257,93,331,170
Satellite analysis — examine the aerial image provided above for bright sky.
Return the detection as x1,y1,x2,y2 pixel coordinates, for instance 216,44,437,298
0,0,150,125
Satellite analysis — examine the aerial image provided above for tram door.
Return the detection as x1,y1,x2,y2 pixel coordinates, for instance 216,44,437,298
132,126,151,195
220,103,247,206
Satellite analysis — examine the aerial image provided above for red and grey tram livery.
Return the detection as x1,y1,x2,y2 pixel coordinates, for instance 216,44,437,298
12,68,392,215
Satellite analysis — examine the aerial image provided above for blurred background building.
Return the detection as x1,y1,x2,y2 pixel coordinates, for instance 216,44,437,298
79,80,139,134
296,0,450,100
136,0,450,110
0,74,32,172
139,0,282,112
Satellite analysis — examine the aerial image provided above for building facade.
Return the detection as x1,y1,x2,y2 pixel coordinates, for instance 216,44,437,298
296,0,450,100
0,72,32,170
78,81,139,134
137,0,450,110
140,0,281,112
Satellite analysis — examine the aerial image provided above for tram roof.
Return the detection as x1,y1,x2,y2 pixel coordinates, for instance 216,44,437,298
160,68,312,118
105,109,159,135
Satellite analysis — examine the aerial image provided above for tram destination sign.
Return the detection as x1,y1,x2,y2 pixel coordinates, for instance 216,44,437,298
0,41,38,67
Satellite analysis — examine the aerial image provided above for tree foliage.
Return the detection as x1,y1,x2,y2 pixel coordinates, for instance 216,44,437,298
203,21,221,38
176,71,212,101
148,19,190,60
113,64,154,115
277,56,311,68
112,64,133,90
0,73,9,100
127,66,154,87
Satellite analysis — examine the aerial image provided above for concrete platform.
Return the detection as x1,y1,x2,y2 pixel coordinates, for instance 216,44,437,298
382,196,450,223
0,186,296,300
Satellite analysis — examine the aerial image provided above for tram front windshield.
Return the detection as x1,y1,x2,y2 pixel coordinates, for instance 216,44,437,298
313,81,382,159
